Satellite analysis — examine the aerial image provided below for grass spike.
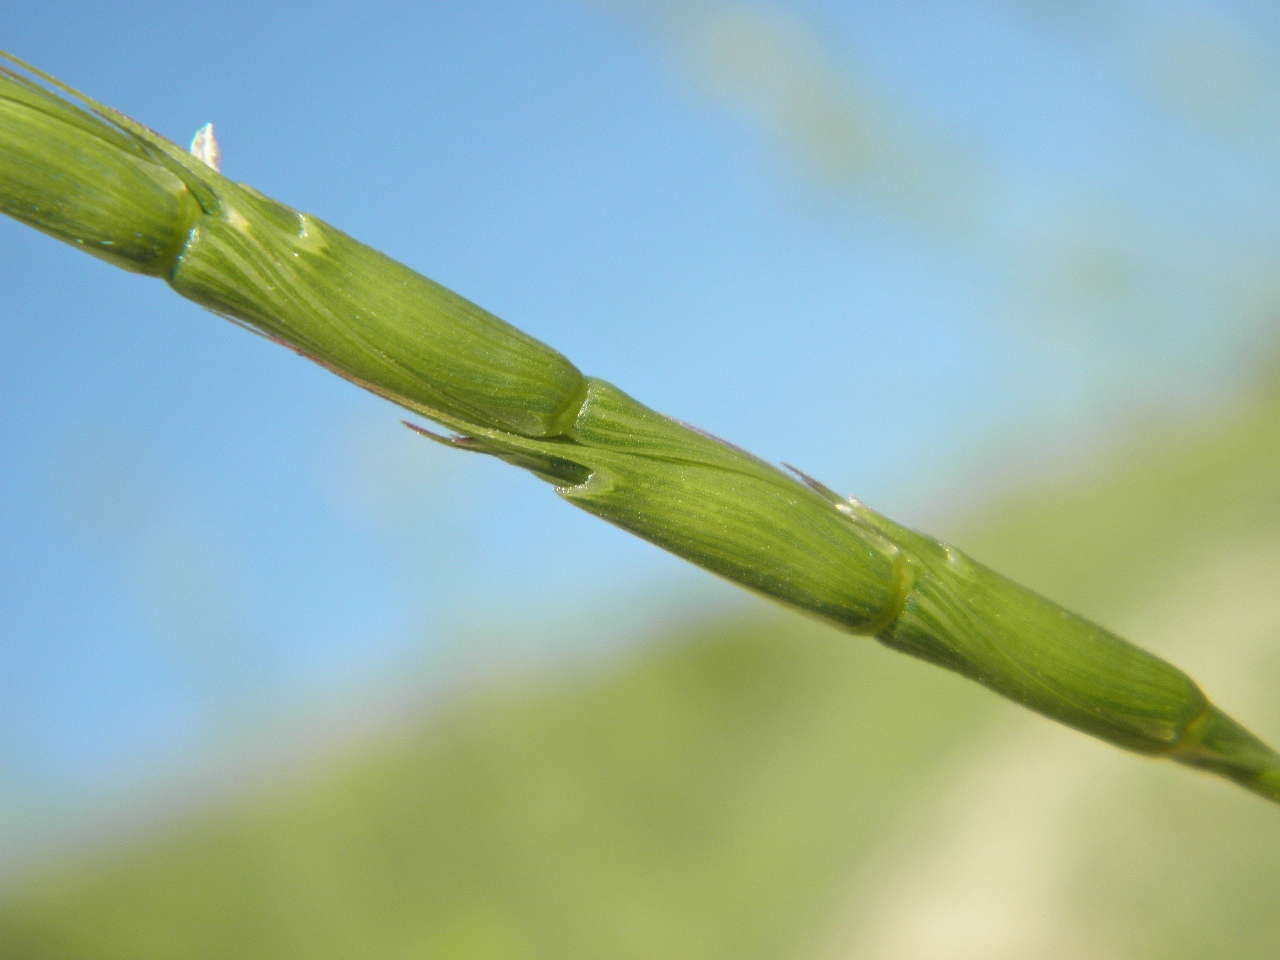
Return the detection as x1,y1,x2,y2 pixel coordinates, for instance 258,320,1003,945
1,51,1276,804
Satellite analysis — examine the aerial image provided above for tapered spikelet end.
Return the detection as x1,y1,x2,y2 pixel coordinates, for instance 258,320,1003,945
1172,705,1280,803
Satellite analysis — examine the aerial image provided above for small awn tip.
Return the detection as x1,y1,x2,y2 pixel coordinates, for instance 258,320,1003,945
190,122,220,171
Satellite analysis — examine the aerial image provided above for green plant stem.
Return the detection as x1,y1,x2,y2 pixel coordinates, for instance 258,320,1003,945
2,52,1276,804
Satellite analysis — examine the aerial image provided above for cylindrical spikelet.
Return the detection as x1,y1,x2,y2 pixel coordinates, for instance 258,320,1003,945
558,379,904,632
879,540,1210,753
417,378,907,634
0,70,201,275
871,522,1280,801
0,58,587,440
167,181,588,438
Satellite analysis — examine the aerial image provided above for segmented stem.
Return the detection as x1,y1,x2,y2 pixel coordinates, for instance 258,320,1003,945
2,51,1276,804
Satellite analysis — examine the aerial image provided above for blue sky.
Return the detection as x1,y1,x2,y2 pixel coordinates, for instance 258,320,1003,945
3,0,1280,858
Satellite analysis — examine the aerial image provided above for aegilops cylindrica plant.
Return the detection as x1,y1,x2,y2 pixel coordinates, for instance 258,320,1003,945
2,51,1276,804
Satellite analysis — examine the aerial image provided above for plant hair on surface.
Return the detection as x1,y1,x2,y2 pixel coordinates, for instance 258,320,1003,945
2,50,1276,803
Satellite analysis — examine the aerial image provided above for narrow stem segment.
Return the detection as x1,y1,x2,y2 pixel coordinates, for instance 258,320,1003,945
2,52,1276,804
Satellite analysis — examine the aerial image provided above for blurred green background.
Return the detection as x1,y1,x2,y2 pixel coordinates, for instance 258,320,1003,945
3,2,1280,958
4,366,1280,959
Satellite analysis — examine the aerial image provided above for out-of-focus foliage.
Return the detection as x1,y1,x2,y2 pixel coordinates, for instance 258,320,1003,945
603,0,1280,412
600,0,985,232
2,360,1278,959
